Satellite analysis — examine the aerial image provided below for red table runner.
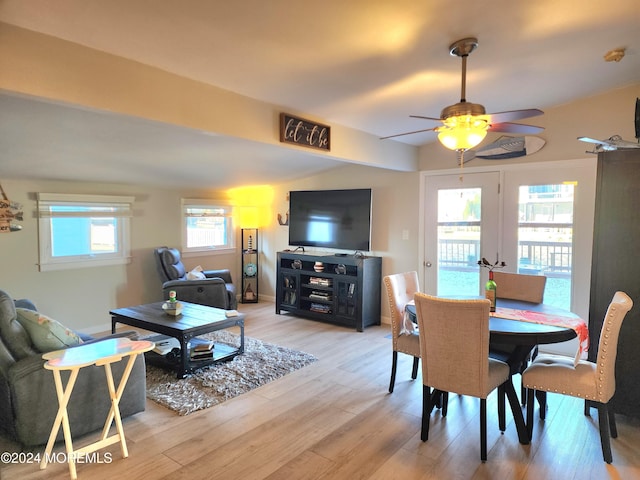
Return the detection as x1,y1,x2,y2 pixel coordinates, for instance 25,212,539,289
493,307,588,365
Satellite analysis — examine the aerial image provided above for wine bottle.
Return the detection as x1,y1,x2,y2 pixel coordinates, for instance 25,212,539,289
485,271,496,312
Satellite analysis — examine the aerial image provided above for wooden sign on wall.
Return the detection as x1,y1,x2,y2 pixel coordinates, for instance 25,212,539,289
280,113,330,151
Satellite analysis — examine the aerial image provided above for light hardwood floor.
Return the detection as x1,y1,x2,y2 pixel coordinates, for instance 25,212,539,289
2,301,640,479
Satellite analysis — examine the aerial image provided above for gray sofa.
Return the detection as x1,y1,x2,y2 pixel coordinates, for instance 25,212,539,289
0,289,147,447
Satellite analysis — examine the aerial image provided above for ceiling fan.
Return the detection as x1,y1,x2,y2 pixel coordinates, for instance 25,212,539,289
381,37,544,151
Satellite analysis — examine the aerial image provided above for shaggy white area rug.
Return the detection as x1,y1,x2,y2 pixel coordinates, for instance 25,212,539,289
145,331,317,415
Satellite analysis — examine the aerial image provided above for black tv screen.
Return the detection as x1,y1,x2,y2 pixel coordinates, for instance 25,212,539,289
289,189,372,251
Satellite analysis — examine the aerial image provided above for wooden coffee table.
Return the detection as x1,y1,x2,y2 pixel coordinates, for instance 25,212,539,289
110,301,245,378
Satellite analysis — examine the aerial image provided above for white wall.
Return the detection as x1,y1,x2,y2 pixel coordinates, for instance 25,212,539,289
0,178,237,333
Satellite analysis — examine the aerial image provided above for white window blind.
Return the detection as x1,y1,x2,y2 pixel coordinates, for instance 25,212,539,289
37,193,134,271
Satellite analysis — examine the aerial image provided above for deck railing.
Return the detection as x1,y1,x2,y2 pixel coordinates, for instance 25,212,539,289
438,239,572,276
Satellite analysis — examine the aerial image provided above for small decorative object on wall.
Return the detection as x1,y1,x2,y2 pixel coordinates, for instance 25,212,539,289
278,194,290,226
280,113,330,151
0,183,23,232
464,135,546,163
277,212,289,226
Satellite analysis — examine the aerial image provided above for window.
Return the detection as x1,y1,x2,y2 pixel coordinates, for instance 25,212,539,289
182,199,235,255
37,193,134,272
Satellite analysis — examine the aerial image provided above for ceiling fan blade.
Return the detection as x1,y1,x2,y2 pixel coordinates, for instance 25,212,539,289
486,109,544,124
489,123,544,134
380,127,438,140
409,115,442,122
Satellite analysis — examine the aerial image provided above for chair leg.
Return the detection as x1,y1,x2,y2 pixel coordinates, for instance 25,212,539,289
595,402,613,463
585,399,591,416
498,384,506,432
389,351,398,393
480,398,487,462
442,391,449,417
608,404,618,439
411,356,419,380
421,385,432,441
536,390,547,420
526,388,535,440
521,347,538,406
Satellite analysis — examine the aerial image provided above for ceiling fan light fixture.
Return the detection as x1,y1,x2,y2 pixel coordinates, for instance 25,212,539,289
437,115,488,151
381,36,544,146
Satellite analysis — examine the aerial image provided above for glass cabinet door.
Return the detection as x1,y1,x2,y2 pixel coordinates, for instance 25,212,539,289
280,273,298,308
335,279,357,318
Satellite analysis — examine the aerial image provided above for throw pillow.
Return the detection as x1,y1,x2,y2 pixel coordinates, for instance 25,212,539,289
15,308,83,352
186,265,206,280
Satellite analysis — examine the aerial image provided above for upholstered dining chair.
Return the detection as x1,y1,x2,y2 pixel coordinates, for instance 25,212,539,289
414,293,525,462
492,271,547,304
522,291,632,464
383,272,420,393
490,271,547,404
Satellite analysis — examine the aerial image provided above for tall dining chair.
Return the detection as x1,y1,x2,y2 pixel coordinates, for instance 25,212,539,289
490,271,547,404
492,271,547,304
383,272,420,393
522,291,633,463
414,293,525,462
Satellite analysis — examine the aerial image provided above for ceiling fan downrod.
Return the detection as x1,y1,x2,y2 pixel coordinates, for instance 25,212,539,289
450,37,478,103
441,37,486,120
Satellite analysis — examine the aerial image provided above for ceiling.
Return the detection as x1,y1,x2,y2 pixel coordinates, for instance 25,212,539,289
1,0,639,189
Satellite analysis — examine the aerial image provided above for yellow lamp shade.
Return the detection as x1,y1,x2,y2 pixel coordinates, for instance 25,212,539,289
437,115,488,151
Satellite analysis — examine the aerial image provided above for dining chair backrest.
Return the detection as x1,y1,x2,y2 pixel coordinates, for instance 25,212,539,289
492,271,547,304
414,293,493,398
384,272,419,345
595,291,633,402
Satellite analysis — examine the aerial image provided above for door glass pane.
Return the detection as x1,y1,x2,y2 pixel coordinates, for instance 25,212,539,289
437,188,481,296
517,184,574,310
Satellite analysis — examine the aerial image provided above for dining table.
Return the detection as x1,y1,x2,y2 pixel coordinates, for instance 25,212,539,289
404,296,589,445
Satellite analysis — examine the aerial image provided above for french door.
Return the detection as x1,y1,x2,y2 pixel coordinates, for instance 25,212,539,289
421,160,597,320
423,171,500,298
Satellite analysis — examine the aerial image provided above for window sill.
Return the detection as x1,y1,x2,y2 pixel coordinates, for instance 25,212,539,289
38,256,132,272
182,248,236,258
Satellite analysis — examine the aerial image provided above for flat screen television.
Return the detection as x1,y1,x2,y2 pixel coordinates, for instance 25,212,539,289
288,188,372,251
